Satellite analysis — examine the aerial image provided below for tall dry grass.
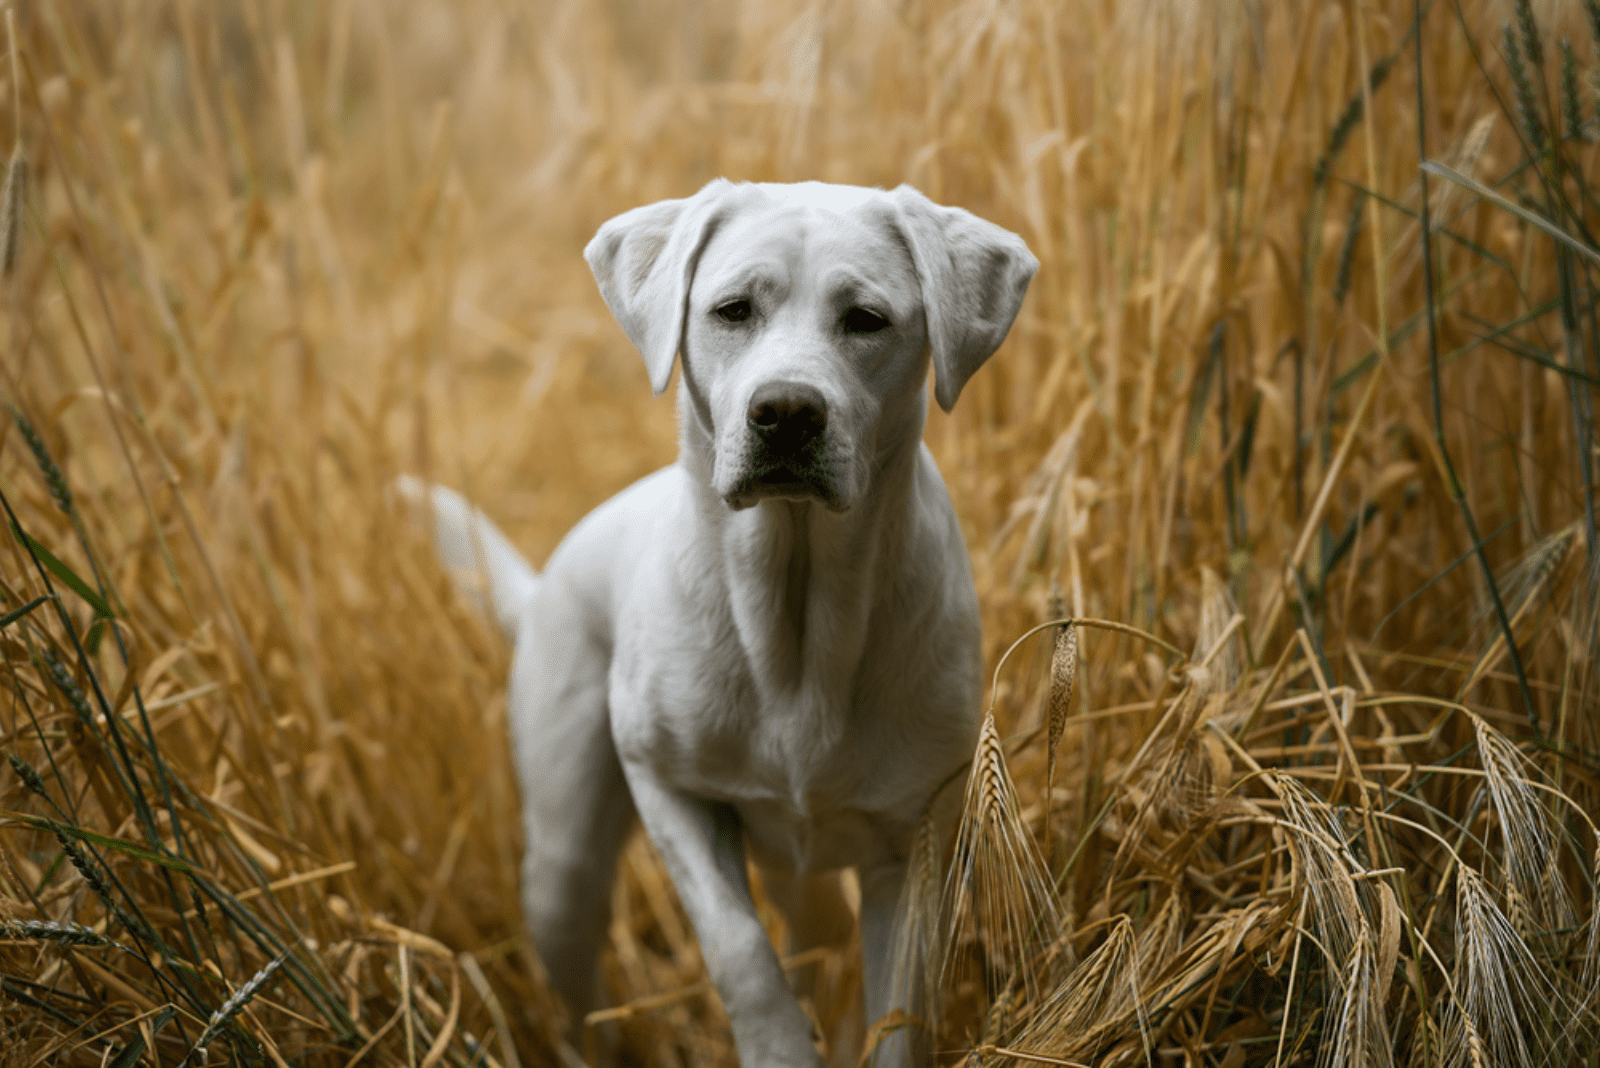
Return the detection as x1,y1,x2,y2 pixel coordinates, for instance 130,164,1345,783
1,0,1598,1065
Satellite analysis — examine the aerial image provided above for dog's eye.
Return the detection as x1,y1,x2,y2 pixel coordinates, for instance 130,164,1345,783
715,299,753,323
841,307,889,335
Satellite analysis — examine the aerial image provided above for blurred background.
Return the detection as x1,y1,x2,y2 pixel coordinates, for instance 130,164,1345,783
2,1,1598,1065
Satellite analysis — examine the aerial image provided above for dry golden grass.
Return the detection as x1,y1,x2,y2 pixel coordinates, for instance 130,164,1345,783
2,0,1598,1065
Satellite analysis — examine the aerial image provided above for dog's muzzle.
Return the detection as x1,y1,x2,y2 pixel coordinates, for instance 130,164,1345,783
726,381,842,509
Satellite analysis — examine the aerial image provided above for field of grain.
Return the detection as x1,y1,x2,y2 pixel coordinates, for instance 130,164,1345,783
2,1,1598,1065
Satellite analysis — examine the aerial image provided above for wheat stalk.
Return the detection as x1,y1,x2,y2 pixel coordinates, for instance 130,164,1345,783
944,713,1061,1005
0,918,117,949
1043,620,1077,837
0,8,22,278
890,811,944,1039
187,951,290,1062
1467,712,1576,937
8,407,71,516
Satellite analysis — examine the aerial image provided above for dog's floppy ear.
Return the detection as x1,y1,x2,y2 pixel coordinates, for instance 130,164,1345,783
584,179,736,395
891,186,1037,412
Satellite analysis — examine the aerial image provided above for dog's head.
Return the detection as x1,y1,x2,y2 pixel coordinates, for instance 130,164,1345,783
585,180,1036,511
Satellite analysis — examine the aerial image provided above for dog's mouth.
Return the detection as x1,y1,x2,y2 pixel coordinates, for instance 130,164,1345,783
725,451,843,511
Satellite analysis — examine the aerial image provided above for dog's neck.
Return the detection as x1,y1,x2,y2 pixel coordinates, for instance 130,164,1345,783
676,382,930,699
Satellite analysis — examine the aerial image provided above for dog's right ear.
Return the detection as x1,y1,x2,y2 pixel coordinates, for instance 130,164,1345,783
584,180,735,395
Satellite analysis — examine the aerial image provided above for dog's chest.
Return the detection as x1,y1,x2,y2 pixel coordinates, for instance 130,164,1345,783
604,469,983,873
613,599,977,874
662,680,923,871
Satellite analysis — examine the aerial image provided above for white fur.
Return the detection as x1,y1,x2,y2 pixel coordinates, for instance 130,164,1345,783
400,180,1035,1067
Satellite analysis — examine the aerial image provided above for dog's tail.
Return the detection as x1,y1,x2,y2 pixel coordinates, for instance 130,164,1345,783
393,476,539,639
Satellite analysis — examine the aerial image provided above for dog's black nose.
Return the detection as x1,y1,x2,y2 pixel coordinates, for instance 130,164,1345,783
748,381,827,453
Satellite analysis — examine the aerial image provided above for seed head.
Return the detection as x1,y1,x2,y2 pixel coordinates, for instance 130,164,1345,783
43,650,95,726
1561,39,1585,141
0,146,25,276
1333,192,1366,308
0,917,113,948
1505,24,1546,151
7,753,50,801
8,407,74,517
1515,0,1545,70
1044,621,1077,801
192,952,289,1054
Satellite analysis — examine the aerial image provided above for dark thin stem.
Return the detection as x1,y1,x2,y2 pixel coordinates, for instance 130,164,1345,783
1417,0,1541,737
1215,321,1241,553
1293,337,1305,520
1,495,160,843
1,494,215,1019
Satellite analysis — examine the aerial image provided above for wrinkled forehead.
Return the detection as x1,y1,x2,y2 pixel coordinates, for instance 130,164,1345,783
694,195,921,305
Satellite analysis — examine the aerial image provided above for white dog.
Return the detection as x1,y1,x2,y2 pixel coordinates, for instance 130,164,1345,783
402,180,1035,1066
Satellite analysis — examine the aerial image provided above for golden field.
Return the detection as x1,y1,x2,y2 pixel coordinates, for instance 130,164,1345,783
1,1,1598,1065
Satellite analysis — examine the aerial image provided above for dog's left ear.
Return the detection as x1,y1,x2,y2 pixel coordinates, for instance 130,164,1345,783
891,186,1038,412
584,180,737,395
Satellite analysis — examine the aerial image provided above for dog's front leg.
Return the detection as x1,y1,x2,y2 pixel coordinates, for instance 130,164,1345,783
859,863,919,1068
623,767,821,1067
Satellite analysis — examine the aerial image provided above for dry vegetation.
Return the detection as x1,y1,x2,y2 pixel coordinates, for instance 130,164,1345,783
1,0,1599,1065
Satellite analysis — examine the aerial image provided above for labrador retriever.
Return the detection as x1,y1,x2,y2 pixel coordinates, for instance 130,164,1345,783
400,179,1035,1066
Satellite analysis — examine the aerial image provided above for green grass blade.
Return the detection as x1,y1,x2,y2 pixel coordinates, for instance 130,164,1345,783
0,811,198,874
1422,159,1600,267
0,594,52,628
9,525,114,619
